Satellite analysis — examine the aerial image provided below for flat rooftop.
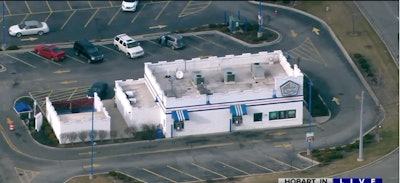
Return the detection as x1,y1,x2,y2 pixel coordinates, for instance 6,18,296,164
147,52,288,98
116,79,158,108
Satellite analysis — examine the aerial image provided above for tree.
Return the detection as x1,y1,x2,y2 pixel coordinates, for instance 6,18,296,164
60,133,68,144
67,132,78,145
98,130,108,142
110,130,118,142
78,131,89,143
124,126,137,138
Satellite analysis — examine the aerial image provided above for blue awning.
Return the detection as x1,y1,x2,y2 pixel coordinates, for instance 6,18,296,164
172,110,189,121
230,104,247,116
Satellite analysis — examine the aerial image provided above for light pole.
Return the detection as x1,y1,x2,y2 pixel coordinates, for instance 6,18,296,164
90,97,95,179
2,0,6,50
357,91,364,162
257,0,263,38
307,80,313,156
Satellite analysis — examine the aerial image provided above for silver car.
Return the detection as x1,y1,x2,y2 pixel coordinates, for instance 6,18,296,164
8,20,49,37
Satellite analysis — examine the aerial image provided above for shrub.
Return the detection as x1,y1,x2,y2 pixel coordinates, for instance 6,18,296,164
363,134,374,144
358,58,367,65
108,171,117,176
7,45,19,50
367,72,374,77
353,53,363,60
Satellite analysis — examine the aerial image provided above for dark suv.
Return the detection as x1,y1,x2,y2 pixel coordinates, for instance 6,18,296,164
73,39,104,63
158,33,185,50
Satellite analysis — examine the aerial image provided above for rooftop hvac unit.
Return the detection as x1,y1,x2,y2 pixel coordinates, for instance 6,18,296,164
192,71,205,85
223,68,236,84
251,62,265,79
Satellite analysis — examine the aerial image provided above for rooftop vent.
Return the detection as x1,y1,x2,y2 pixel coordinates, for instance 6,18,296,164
251,62,265,79
192,71,205,85
223,68,236,84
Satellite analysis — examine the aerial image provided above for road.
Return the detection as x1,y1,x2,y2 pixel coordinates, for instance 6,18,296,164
355,1,399,67
0,1,389,183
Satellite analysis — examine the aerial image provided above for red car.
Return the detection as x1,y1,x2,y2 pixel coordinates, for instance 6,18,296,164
34,44,66,61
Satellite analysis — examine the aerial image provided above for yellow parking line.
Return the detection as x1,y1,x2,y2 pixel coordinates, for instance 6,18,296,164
131,3,146,23
179,1,191,18
67,1,72,10
191,163,227,178
61,10,76,30
84,8,99,28
68,87,78,101
0,125,22,154
155,1,169,21
28,52,62,66
44,12,52,22
15,167,25,183
243,159,276,172
6,54,36,68
142,168,177,183
45,0,53,12
25,1,32,14
78,151,97,156
167,165,203,181
108,8,120,26
83,163,100,169
217,160,249,175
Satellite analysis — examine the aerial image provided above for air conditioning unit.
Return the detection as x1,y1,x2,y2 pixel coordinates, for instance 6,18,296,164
232,116,243,126
192,71,205,85
223,68,236,84
251,62,265,79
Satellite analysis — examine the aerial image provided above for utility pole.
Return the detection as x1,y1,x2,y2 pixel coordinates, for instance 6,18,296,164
257,1,263,38
90,96,95,179
2,0,6,50
307,80,313,156
357,91,364,162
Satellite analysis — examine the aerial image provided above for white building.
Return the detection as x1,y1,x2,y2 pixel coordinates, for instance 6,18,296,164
45,93,111,144
114,50,304,138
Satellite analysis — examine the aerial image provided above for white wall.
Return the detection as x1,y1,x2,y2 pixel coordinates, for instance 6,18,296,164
46,93,111,144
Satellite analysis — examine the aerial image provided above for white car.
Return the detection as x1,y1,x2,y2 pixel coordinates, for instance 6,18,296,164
113,34,144,59
9,20,49,37
121,0,138,12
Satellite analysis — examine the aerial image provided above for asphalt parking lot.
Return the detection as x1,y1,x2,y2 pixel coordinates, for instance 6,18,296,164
1,32,320,182
1,1,213,46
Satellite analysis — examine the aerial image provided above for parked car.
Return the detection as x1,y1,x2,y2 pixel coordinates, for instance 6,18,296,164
121,0,138,12
87,82,108,100
73,39,104,64
9,20,49,37
113,34,144,59
34,44,65,61
158,33,185,50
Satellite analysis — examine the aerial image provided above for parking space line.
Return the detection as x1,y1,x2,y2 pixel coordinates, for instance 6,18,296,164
66,55,86,64
61,10,76,30
216,160,249,175
98,45,121,55
193,35,226,49
84,8,99,28
25,1,32,14
83,163,101,169
21,14,29,23
267,156,300,170
308,38,327,66
108,1,113,7
28,52,62,67
166,165,203,182
88,1,93,9
191,163,227,179
243,159,276,173
4,1,11,15
142,168,177,183
45,0,53,13
131,3,146,23
190,45,202,51
108,8,120,25
5,54,36,69
44,12,52,22
66,1,73,10
155,1,170,21
67,87,78,101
